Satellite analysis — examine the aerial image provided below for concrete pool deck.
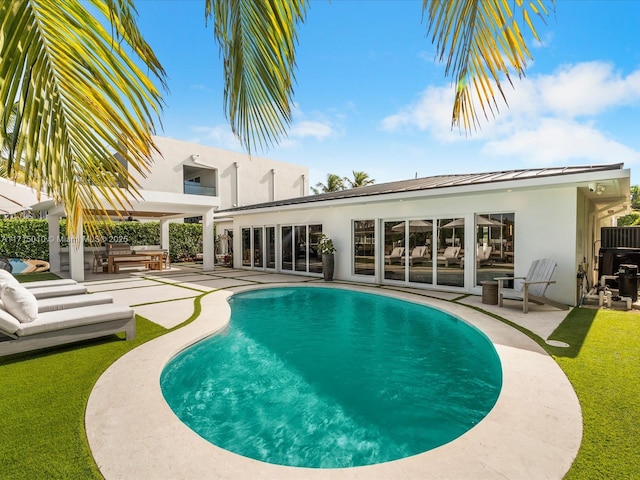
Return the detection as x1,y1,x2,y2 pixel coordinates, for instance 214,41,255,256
82,265,582,479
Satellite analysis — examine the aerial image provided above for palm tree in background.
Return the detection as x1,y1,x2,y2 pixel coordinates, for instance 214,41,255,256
1,0,549,235
345,171,375,189
311,174,346,194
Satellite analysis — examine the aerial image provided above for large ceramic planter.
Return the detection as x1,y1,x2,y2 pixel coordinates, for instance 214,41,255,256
322,254,335,281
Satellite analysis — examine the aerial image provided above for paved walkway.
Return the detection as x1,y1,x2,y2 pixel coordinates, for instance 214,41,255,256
81,264,582,480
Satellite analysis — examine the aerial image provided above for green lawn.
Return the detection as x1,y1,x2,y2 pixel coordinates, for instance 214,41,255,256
545,308,640,479
0,277,638,478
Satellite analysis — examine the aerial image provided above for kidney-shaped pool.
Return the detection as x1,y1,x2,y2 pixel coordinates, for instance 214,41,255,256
160,287,502,468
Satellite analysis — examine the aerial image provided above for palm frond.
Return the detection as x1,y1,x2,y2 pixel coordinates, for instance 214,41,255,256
423,0,552,131
207,0,307,153
0,0,166,236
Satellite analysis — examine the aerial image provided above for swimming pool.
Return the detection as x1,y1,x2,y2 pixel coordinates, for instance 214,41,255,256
7,258,50,274
160,287,502,468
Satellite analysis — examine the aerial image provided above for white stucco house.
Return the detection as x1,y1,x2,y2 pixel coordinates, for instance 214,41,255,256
35,136,309,281
216,163,630,307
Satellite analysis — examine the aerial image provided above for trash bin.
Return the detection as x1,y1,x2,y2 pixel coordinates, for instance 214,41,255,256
480,280,498,305
618,264,638,302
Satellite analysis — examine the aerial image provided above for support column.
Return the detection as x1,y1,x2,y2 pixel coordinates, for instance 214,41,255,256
160,219,170,250
68,215,85,282
48,214,61,273
202,208,215,271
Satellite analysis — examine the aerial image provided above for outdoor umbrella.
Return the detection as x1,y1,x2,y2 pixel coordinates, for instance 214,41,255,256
391,219,433,232
441,216,503,229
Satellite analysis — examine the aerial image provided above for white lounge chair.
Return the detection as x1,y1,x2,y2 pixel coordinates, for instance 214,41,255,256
437,246,461,267
0,303,136,356
460,245,493,268
495,258,570,313
402,245,430,266
36,292,114,313
0,272,135,356
385,247,404,265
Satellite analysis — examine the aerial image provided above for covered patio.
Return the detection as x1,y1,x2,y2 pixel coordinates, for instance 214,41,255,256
32,189,219,282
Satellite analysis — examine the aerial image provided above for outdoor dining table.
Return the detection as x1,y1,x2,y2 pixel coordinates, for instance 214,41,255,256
107,250,165,274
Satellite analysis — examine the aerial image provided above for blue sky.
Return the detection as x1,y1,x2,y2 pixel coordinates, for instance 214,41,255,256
133,0,640,189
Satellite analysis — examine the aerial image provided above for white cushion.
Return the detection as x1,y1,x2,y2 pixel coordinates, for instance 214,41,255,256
28,284,88,300
37,293,113,313
0,269,19,288
1,283,39,323
22,279,77,289
15,304,134,336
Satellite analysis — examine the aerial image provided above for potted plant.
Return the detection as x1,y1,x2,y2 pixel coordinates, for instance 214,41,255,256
318,234,336,281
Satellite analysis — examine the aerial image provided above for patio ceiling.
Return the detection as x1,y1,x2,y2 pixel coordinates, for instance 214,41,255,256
0,177,51,215
32,188,220,220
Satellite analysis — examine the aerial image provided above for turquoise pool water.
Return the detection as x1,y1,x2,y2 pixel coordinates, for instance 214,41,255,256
8,258,29,274
160,287,502,468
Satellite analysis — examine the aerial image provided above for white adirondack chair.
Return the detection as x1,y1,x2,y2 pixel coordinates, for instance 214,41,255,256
495,259,570,313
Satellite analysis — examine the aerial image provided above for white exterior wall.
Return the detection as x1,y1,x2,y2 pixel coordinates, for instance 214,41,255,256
230,186,580,305
130,136,308,209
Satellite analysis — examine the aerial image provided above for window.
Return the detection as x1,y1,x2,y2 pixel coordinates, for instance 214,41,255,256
281,224,322,273
436,218,464,287
241,228,251,266
475,213,515,286
384,220,405,281
353,220,375,276
281,226,293,271
266,227,276,269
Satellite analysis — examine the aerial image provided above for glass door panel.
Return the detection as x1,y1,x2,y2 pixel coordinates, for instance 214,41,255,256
436,218,464,287
253,228,263,268
281,226,293,271
266,226,276,269
384,220,405,281
354,220,375,276
407,219,433,284
295,225,307,272
241,228,251,267
308,225,323,273
475,213,515,286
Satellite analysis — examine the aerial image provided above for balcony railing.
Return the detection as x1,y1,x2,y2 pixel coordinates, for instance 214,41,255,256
183,181,216,196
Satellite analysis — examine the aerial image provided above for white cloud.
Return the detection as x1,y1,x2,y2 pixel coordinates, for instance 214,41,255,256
379,61,640,169
537,61,640,117
482,117,640,166
290,120,335,140
379,85,460,141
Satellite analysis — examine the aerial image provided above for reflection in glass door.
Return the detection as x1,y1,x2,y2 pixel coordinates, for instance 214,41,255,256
436,218,464,287
281,226,293,271
294,226,307,272
253,228,263,268
354,220,375,276
407,220,433,285
241,228,251,266
475,213,515,286
266,226,276,269
308,225,323,273
384,220,405,281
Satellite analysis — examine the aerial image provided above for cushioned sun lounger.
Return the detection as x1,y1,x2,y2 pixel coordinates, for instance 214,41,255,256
27,284,88,299
0,303,136,357
36,292,114,313
22,279,78,289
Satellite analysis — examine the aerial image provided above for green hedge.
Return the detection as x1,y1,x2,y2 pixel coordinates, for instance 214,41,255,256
0,219,213,262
